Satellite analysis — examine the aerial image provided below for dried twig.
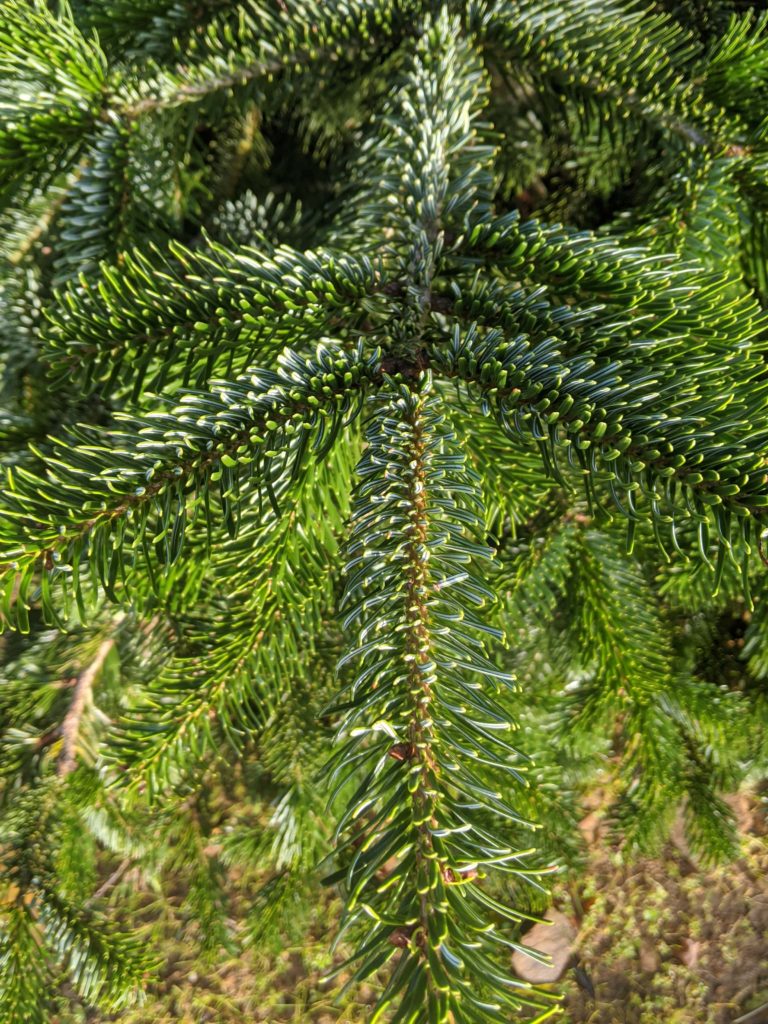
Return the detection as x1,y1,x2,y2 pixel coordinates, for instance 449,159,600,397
734,1002,768,1024
57,638,115,778
87,857,131,905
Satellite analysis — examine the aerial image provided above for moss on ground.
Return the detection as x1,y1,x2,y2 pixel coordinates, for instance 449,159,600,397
57,798,767,1023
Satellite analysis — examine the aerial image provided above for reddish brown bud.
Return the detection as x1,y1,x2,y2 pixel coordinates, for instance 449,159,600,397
388,742,417,762
388,928,413,948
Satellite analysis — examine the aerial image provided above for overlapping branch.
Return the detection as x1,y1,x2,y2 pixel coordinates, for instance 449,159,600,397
0,342,380,629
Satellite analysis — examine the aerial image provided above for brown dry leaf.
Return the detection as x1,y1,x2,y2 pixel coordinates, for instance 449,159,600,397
512,909,577,983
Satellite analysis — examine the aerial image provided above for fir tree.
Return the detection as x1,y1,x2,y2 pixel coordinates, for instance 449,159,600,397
1,1,767,1022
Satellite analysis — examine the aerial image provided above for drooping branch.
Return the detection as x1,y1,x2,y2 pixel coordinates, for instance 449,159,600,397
329,380,558,1022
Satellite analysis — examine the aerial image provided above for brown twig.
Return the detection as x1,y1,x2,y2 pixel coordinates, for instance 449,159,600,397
87,857,131,905
57,638,115,778
734,1002,768,1024
758,532,768,569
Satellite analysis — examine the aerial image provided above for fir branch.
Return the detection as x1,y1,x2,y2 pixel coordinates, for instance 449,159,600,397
110,439,357,791
34,882,155,1009
0,342,380,628
329,380,558,1023
472,0,724,145
117,0,419,117
1,3,767,1019
460,210,766,347
0,904,48,1024
44,240,385,392
431,324,768,553
0,0,108,209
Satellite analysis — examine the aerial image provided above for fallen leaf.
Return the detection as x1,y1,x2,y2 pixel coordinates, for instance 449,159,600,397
512,909,577,983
